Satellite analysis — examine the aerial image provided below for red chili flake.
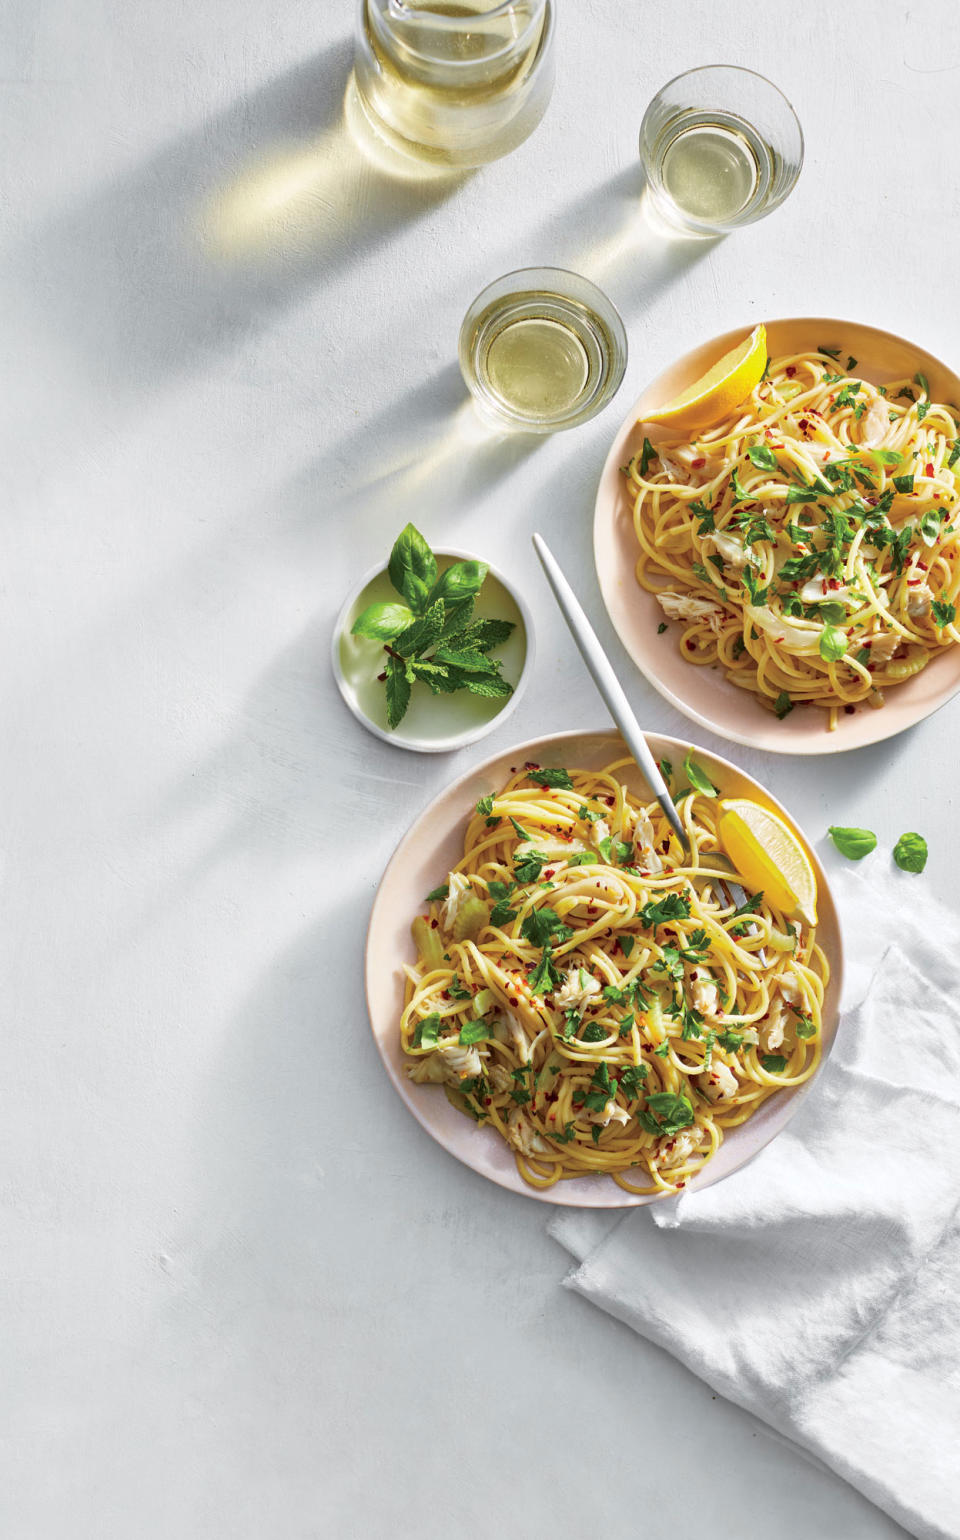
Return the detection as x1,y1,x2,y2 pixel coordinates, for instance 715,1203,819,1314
684,639,695,650
664,866,675,874
786,365,797,378
376,671,387,682
862,637,872,648
544,869,555,880
430,919,439,929
926,463,935,478
509,996,518,1006
525,761,540,770
677,1181,686,1189
441,991,450,1000
827,578,841,590
867,662,876,672
917,560,929,570
907,578,922,586
691,457,705,469
798,418,810,432
660,840,670,852
844,704,856,715
483,1097,492,1106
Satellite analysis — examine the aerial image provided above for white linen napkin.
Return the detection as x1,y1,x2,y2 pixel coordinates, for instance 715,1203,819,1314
550,866,960,1540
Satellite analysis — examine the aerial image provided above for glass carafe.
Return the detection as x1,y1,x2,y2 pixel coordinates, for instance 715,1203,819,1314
353,0,555,169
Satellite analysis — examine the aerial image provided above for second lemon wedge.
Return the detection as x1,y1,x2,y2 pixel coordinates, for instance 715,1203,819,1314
643,323,767,433
717,797,818,927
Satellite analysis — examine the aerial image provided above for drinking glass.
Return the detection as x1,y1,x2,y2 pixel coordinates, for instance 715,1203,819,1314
353,0,555,169
459,267,627,434
639,66,803,236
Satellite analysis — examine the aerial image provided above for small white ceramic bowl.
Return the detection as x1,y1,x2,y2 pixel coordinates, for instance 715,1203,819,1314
332,547,535,753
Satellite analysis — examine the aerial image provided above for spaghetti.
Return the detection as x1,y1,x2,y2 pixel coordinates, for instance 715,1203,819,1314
626,350,960,730
400,759,827,1194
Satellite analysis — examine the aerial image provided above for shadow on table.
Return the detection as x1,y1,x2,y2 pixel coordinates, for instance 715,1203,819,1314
282,362,544,537
525,162,721,317
6,38,466,396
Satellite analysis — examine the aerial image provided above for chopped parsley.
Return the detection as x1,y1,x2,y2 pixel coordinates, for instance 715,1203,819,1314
636,1092,695,1137
640,893,692,930
412,1013,440,1048
520,907,573,949
620,1063,648,1097
526,767,574,789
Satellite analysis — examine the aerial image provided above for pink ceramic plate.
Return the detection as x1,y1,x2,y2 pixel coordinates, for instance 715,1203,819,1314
594,317,960,754
365,728,843,1208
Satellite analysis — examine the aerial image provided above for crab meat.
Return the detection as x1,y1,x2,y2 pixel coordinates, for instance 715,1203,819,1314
585,1099,632,1128
440,871,471,931
906,584,933,620
690,969,722,1020
699,1059,739,1103
763,996,786,1051
505,1108,549,1157
436,1038,486,1082
488,1064,513,1093
859,396,891,449
592,818,611,848
656,1129,699,1168
633,809,662,874
705,530,749,571
493,1008,533,1065
555,968,602,1015
656,592,727,633
778,971,804,1008
866,630,901,664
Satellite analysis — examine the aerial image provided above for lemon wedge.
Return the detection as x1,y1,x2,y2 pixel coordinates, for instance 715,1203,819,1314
717,797,818,927
643,324,767,433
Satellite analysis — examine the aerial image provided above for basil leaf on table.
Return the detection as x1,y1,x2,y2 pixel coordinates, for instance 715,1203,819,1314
893,832,928,873
828,826,877,860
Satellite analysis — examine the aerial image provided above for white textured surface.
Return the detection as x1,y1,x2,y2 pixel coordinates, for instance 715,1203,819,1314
4,2,958,1536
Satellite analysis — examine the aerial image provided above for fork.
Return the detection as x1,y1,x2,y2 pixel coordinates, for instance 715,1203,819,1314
531,532,758,926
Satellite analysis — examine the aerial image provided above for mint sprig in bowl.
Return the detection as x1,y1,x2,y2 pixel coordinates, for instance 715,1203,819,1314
334,524,534,752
